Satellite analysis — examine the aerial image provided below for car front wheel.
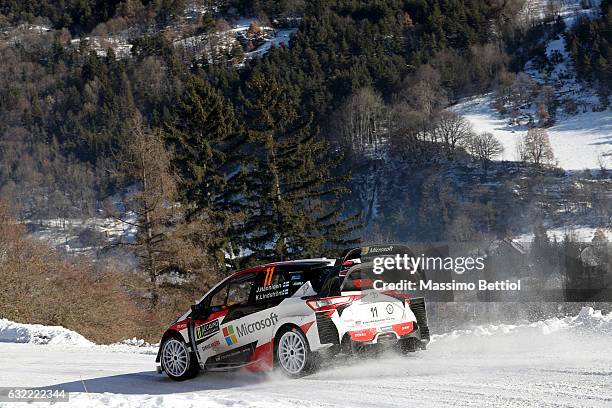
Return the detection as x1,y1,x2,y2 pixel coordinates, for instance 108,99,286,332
276,328,317,378
161,337,199,381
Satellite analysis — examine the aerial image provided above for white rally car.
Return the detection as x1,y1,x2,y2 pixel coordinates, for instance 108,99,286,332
156,246,430,380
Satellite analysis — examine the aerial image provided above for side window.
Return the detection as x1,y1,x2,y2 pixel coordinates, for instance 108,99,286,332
209,286,229,308
227,278,254,306
207,273,255,309
255,267,289,303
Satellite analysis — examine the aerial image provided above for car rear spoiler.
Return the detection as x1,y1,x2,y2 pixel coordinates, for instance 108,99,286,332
337,244,418,266
337,244,427,283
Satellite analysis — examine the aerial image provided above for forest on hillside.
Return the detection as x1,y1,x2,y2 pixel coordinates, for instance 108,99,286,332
0,0,610,340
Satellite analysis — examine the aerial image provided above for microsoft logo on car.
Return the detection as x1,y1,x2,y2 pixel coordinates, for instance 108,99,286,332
223,325,238,346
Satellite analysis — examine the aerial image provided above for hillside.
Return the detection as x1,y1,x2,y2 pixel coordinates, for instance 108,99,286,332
0,0,610,343
453,94,611,170
454,0,611,171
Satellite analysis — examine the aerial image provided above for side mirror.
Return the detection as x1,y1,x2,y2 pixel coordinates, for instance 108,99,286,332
190,303,204,317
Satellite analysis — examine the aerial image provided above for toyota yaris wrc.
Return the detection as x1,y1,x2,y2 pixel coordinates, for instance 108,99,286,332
156,246,430,380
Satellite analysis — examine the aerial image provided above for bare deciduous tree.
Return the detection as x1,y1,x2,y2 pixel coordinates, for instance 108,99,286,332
544,0,562,22
520,127,556,167
336,87,388,154
108,115,217,307
433,110,474,153
400,64,448,117
468,132,504,166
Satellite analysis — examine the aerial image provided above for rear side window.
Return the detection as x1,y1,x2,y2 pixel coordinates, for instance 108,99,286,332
254,267,291,303
253,268,317,303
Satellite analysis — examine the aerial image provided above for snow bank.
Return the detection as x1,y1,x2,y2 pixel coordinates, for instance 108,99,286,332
5,306,612,350
432,307,612,343
104,338,159,355
0,319,94,346
0,320,157,353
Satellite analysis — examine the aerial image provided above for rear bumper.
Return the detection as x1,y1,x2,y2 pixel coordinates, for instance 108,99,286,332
348,322,429,345
312,298,431,349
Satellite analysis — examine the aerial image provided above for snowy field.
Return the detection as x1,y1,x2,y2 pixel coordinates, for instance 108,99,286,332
454,0,611,171
515,225,611,243
1,308,611,407
453,95,612,170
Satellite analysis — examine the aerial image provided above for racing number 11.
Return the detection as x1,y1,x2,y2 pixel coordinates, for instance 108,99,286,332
370,307,378,318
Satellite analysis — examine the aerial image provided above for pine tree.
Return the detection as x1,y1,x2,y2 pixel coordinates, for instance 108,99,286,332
165,75,245,262
166,76,241,212
238,72,358,262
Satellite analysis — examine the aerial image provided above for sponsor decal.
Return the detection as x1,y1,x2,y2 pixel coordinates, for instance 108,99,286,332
362,245,394,255
209,343,256,365
349,328,377,342
290,273,303,280
236,313,279,337
386,304,394,314
195,319,220,341
222,313,279,346
223,325,238,345
392,321,414,336
201,339,221,352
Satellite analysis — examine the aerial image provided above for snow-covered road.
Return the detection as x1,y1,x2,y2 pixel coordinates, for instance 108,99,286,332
1,309,611,408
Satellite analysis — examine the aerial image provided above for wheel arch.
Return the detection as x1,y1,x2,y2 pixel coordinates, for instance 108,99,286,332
274,322,303,340
273,322,319,377
156,329,188,363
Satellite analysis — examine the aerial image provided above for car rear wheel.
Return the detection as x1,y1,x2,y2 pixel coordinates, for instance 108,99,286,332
396,337,423,354
161,337,199,381
276,328,317,378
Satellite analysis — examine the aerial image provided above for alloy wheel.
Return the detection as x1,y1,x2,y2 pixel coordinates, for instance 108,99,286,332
278,331,307,374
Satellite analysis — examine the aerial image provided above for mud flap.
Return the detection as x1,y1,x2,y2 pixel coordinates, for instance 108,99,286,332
410,297,430,342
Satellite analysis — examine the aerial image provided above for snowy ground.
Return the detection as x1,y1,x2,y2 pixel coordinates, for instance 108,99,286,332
175,18,296,64
454,0,611,171
1,308,611,407
515,225,611,243
26,214,137,259
453,95,612,170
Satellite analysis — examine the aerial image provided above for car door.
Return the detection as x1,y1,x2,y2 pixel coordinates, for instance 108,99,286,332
190,277,242,367
194,272,264,369
216,269,289,365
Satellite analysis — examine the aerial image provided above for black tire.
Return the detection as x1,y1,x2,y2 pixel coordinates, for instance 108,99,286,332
275,327,318,378
160,336,199,381
351,340,382,357
396,337,421,354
